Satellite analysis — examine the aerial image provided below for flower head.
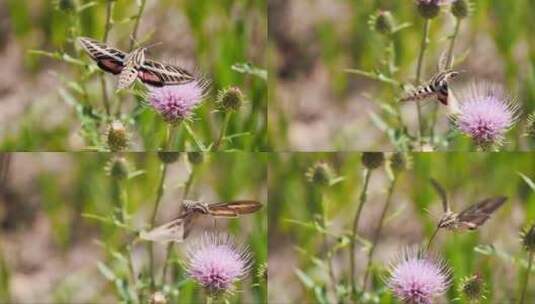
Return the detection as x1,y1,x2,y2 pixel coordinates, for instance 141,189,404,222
416,0,453,19
454,82,519,149
388,249,451,304
521,223,535,252
148,80,207,123
362,152,385,170
305,161,334,186
185,233,252,296
107,120,129,152
458,273,486,302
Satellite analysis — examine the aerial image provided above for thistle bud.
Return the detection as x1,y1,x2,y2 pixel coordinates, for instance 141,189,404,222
217,87,244,112
149,291,167,304
417,0,441,19
451,0,472,19
305,162,334,186
390,152,412,173
187,152,204,165
107,121,128,152
107,157,129,180
57,0,75,11
458,274,485,302
361,152,385,170
521,223,535,252
157,152,180,164
257,263,268,282
374,11,394,35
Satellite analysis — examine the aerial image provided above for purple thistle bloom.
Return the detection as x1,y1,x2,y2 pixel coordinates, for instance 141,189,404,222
185,233,252,296
388,249,451,304
148,80,207,123
454,82,519,149
417,0,453,4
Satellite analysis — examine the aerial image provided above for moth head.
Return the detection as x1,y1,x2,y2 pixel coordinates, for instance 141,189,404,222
183,200,209,214
438,212,457,229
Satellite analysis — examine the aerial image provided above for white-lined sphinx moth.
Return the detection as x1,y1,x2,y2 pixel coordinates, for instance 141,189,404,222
77,37,194,89
426,178,507,249
139,200,262,243
400,53,460,105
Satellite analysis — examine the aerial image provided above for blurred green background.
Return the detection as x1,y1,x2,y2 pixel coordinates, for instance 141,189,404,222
269,152,535,303
268,0,535,151
0,0,267,151
0,152,267,303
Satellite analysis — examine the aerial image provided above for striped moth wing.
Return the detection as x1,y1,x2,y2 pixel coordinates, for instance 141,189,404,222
206,200,263,218
138,59,195,87
457,196,507,230
78,37,125,75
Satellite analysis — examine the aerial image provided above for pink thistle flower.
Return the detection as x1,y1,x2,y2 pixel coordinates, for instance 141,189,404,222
388,249,451,304
184,233,252,296
454,82,520,149
148,80,208,123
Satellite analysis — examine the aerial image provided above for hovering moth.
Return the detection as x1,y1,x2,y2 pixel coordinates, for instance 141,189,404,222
139,200,263,243
77,37,194,89
400,53,459,106
426,178,507,249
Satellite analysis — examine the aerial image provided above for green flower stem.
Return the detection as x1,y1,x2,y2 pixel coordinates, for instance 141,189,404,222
319,191,337,301
126,245,140,304
415,19,431,150
430,18,462,141
344,69,401,87
100,0,114,117
129,0,147,51
349,168,373,300
184,121,207,151
520,250,533,304
161,124,178,151
213,112,233,151
362,176,398,290
148,161,169,289
161,166,198,283
206,295,213,304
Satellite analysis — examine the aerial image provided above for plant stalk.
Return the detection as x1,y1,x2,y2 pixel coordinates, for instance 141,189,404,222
520,250,533,304
148,162,169,289
100,0,114,117
349,169,372,299
129,0,147,51
213,112,232,151
362,176,397,289
415,19,431,150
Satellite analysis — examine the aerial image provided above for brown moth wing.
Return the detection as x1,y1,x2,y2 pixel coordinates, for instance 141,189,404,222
141,59,195,86
137,68,165,87
207,200,263,218
78,37,125,75
98,59,124,75
457,196,507,229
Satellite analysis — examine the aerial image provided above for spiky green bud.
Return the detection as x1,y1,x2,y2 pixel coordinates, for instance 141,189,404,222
217,87,244,112
418,1,441,19
451,0,472,19
361,152,385,170
187,152,204,165
158,152,181,164
372,11,395,35
107,121,128,152
107,157,129,180
305,162,334,186
525,112,535,139
57,0,75,11
459,274,485,302
521,223,535,252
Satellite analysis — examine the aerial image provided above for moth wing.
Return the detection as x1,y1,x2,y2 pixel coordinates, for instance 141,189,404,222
430,178,449,212
78,37,126,74
457,197,507,229
139,218,185,243
140,59,195,86
208,200,263,218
